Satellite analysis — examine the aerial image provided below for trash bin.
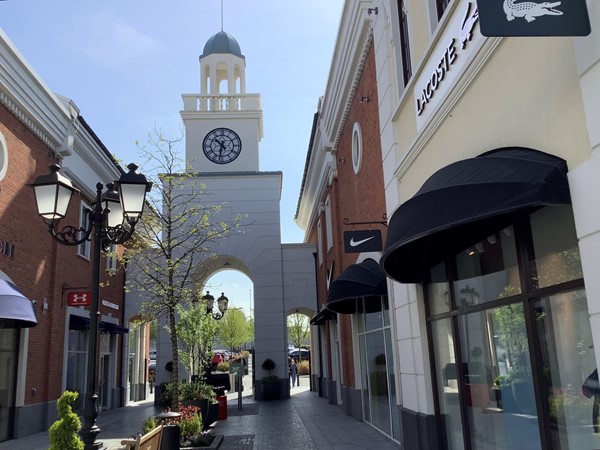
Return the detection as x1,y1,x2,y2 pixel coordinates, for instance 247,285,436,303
156,411,182,450
160,425,180,450
217,394,228,420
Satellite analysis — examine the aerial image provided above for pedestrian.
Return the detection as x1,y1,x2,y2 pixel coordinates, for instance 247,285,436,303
289,358,298,388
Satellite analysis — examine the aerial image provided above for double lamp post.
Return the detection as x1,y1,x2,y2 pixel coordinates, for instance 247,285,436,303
31,163,151,450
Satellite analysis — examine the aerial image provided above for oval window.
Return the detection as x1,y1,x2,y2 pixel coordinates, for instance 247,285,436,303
352,122,362,174
0,131,8,181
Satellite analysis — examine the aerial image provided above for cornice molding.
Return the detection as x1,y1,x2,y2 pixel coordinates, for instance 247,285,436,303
296,3,375,235
0,91,59,152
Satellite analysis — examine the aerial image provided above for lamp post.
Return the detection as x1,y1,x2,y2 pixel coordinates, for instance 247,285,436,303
199,291,228,320
31,163,151,450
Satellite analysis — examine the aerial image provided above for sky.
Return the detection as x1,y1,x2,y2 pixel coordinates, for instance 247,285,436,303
1,0,344,314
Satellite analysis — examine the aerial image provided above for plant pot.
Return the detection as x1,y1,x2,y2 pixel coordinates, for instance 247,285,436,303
500,386,518,413
203,402,219,430
493,389,502,409
262,382,280,401
160,424,180,450
181,399,209,411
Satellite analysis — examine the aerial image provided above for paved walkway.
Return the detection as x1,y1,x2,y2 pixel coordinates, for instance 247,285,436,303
0,376,399,449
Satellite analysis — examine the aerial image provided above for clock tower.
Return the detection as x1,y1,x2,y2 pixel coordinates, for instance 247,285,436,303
181,31,263,172
156,29,316,399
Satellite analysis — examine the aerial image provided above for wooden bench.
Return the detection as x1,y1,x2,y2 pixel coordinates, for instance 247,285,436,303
120,425,163,450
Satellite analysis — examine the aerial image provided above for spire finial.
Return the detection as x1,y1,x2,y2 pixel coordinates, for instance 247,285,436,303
221,0,224,31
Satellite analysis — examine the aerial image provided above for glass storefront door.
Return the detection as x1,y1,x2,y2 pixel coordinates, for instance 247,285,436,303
357,296,399,440
459,305,541,449
0,329,17,442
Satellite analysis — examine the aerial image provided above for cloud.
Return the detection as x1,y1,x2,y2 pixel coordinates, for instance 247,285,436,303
74,12,164,73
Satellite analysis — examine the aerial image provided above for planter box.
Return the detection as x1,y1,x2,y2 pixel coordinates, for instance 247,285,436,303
181,433,223,449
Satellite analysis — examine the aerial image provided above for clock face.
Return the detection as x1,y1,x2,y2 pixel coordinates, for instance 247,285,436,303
202,128,242,164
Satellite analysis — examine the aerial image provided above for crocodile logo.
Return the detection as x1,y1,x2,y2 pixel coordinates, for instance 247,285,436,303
459,3,479,49
503,0,563,23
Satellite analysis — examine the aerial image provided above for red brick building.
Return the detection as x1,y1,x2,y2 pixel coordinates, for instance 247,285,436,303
296,8,396,439
0,30,129,441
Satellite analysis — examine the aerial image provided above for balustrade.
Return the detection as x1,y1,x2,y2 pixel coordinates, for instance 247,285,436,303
182,94,261,112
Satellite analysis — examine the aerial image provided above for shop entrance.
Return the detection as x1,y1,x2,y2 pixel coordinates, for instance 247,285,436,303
428,206,598,449
0,328,17,442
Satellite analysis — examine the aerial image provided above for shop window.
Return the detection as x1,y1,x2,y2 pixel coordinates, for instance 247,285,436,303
397,0,412,86
106,243,117,273
460,305,540,448
77,202,91,259
0,131,8,182
453,225,520,308
428,261,450,316
436,0,452,20
325,196,333,251
534,290,597,448
529,206,583,289
66,329,87,412
426,206,592,450
317,220,323,266
352,122,362,174
431,318,464,450
0,329,17,443
357,296,399,441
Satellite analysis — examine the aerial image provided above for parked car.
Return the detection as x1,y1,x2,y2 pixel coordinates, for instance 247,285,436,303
289,349,310,360
213,349,231,360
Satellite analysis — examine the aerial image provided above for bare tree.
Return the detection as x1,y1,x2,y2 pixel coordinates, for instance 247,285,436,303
125,128,242,409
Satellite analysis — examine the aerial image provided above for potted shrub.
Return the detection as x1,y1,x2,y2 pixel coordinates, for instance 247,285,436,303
158,382,174,407
261,358,280,401
179,381,219,430
48,390,84,450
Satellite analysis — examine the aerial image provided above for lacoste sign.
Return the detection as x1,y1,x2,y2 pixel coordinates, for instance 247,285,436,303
343,230,383,254
415,2,479,118
476,0,590,36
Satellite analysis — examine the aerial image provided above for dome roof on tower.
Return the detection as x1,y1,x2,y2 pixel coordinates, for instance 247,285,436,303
201,31,245,60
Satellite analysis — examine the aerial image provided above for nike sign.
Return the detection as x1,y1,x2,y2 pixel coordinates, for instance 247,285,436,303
343,230,383,253
349,236,375,247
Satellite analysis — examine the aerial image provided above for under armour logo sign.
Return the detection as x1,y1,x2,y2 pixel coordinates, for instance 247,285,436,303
68,291,92,306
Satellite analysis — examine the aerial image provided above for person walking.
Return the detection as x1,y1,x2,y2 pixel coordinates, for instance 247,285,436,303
289,358,298,388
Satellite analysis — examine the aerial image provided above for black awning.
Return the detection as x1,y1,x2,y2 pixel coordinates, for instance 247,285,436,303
327,258,387,314
0,280,37,328
104,323,130,334
310,308,336,325
69,315,128,333
381,147,571,283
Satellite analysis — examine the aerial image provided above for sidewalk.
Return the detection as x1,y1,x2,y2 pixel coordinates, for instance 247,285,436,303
0,375,399,449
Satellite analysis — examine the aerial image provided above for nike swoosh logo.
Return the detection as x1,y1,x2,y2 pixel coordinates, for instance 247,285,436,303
349,236,375,247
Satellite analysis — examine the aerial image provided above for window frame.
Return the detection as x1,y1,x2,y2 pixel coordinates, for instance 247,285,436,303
325,196,333,251
424,206,587,450
397,0,413,87
77,202,92,260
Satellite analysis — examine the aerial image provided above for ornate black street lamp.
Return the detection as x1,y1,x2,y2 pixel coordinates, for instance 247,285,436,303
31,163,151,450
199,291,229,320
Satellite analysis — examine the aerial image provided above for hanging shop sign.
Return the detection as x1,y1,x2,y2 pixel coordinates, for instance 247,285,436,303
343,229,383,254
476,0,590,36
68,291,92,307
